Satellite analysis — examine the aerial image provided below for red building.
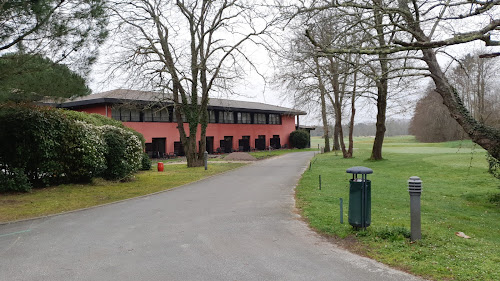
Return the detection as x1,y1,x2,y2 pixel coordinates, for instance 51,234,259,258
54,89,306,157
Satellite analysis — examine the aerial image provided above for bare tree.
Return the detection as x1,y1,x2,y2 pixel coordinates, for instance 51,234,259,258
277,11,366,157
449,51,500,125
300,0,500,161
108,0,274,167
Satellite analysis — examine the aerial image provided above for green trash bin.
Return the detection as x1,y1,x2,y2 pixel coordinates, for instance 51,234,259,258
348,179,371,228
346,166,373,229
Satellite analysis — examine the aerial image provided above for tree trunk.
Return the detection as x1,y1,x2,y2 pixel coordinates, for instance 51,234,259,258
326,57,348,157
333,124,340,151
371,82,387,160
370,1,389,160
314,56,330,152
321,93,331,153
346,70,358,158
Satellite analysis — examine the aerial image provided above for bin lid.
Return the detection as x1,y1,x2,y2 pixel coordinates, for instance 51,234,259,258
346,166,373,174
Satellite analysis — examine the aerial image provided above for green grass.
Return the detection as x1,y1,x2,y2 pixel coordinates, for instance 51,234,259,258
0,163,245,223
298,136,499,281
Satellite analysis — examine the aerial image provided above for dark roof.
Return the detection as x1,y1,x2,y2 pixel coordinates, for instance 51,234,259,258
52,89,306,115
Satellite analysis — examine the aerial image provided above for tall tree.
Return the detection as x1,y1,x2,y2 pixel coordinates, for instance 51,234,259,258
0,53,90,102
301,0,500,161
1,0,109,74
109,0,274,167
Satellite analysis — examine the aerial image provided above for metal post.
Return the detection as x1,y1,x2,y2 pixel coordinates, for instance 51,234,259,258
408,176,422,241
340,198,344,224
318,144,320,150
309,162,311,170
204,151,208,170
319,175,321,190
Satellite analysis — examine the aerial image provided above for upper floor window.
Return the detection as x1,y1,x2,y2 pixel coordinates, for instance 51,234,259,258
219,111,234,123
237,112,251,124
255,113,266,124
209,110,216,123
269,114,281,125
130,109,141,122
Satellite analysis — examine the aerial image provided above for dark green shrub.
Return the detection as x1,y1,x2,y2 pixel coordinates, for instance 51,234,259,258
0,167,31,192
61,121,107,182
141,153,152,171
0,104,145,191
101,126,142,180
290,130,310,149
0,104,67,187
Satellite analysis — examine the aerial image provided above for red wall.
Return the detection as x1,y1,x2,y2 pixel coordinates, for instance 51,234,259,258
75,104,297,154
74,104,110,117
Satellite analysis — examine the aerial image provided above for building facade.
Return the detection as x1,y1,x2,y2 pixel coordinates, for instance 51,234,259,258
54,89,306,157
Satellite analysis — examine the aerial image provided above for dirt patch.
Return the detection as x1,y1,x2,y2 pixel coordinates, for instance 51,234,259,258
224,152,257,161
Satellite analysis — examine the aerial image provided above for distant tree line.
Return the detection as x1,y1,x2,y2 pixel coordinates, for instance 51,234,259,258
311,119,409,138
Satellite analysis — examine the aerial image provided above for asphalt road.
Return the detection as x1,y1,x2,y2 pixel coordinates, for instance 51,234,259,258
0,152,424,281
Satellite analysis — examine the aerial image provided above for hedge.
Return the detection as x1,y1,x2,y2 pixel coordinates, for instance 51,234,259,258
0,104,145,192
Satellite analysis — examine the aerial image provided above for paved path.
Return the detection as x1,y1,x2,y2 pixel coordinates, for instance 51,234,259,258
0,152,423,281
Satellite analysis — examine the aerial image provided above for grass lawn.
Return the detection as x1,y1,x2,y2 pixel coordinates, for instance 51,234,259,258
297,136,499,281
0,163,245,223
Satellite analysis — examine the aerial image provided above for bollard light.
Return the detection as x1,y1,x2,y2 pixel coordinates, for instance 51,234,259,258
408,176,422,241
204,151,208,170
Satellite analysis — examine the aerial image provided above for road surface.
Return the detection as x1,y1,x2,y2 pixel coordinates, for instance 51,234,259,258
0,152,423,280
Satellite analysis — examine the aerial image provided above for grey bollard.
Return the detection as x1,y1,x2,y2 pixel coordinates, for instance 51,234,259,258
408,176,422,241
321,147,324,154
204,151,208,170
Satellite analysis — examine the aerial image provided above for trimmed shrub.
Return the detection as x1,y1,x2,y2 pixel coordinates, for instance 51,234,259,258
0,104,145,191
141,153,152,171
61,121,107,182
100,125,143,180
62,110,146,147
290,130,310,149
0,104,67,186
0,167,31,193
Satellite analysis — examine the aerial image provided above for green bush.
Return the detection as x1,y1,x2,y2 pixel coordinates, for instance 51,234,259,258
0,104,67,186
62,110,146,147
290,130,310,149
101,125,143,180
141,153,152,171
0,167,32,193
61,121,107,182
0,104,145,192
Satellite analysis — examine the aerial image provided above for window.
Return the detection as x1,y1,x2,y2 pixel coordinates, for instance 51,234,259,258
121,109,131,122
111,107,120,120
144,109,153,122
130,109,141,122
269,114,281,125
219,111,234,123
237,112,251,124
209,110,216,123
172,108,187,122
159,109,169,122
255,113,266,124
